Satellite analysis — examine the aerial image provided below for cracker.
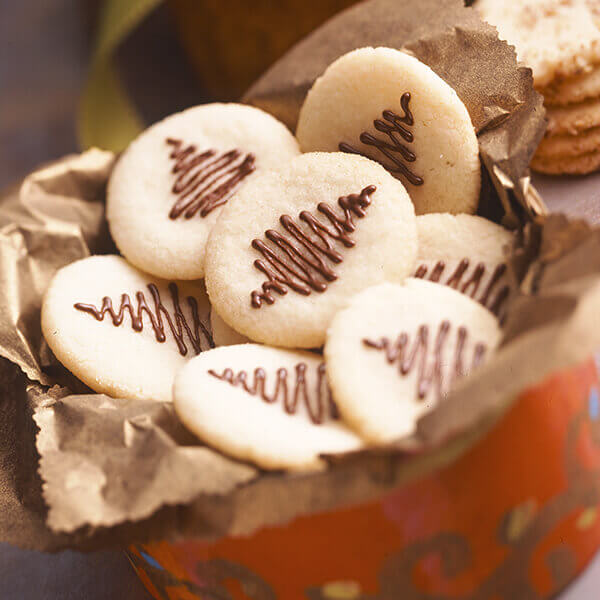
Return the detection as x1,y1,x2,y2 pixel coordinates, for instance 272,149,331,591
174,344,364,471
107,103,300,280
542,66,600,106
476,0,600,89
325,279,501,444
205,152,418,349
535,124,600,157
546,96,600,135
41,255,213,402
531,148,600,174
415,214,512,317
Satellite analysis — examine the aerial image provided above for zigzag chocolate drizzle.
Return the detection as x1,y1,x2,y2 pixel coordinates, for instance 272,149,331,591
414,260,509,316
166,138,255,219
208,362,338,424
339,93,424,186
363,320,487,401
250,185,377,308
74,283,214,356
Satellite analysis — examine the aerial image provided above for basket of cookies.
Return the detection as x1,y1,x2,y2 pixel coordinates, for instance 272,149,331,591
3,1,600,599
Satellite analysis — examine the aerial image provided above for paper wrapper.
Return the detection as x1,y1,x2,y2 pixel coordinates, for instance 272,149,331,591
0,0,599,553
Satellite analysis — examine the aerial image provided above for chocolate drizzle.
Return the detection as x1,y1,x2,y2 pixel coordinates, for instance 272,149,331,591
208,362,337,424
363,321,487,401
250,185,377,308
166,138,256,219
74,283,214,356
414,260,509,316
339,93,424,186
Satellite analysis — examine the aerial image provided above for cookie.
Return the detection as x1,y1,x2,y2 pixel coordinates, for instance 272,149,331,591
41,255,214,403
588,0,600,25
531,148,600,174
325,279,501,444
205,152,418,349
476,0,600,89
546,97,600,135
415,214,513,316
535,124,600,158
296,47,480,215
173,344,364,471
542,66,600,106
107,103,300,280
211,310,250,346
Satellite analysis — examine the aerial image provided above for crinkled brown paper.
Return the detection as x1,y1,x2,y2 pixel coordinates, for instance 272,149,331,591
1,0,599,552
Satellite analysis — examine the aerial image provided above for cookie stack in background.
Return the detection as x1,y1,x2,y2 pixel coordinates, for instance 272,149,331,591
477,0,600,175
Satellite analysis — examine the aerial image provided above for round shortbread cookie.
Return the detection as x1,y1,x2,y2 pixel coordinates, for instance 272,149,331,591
296,47,480,215
542,66,600,106
210,310,250,346
415,214,512,317
107,103,300,280
546,97,600,136
325,279,501,444
535,125,600,158
476,0,600,89
205,152,418,349
41,255,214,403
531,149,600,174
173,344,364,471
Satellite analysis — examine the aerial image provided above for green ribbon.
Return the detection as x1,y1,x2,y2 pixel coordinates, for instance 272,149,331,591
78,0,164,152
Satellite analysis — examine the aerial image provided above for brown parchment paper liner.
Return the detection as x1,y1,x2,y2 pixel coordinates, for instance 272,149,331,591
244,0,547,226
0,1,597,552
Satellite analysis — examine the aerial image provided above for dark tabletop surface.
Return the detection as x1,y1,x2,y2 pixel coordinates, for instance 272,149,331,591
1,544,150,599
1,1,600,598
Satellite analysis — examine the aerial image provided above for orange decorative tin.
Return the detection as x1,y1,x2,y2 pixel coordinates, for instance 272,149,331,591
128,355,600,599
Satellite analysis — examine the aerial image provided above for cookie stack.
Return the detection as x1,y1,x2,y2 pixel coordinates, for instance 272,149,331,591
477,0,600,175
42,47,512,472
